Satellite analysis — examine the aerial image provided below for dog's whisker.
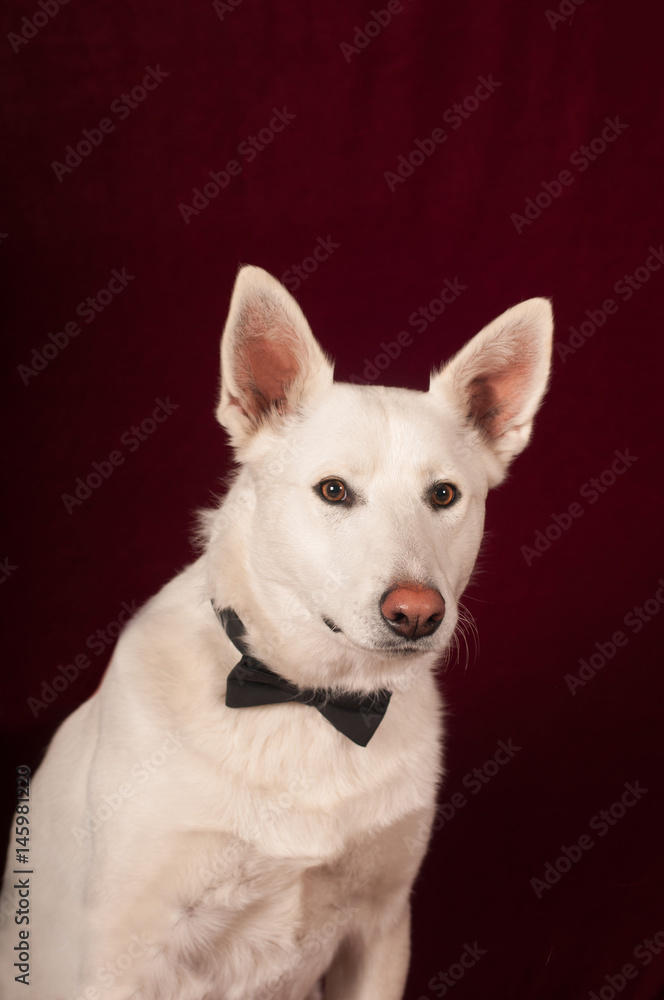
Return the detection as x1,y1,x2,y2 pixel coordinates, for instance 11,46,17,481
449,603,480,673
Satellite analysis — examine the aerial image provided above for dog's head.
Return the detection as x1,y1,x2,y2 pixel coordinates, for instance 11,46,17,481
207,266,552,692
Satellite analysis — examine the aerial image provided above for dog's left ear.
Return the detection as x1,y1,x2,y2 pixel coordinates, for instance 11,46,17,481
430,298,553,484
217,266,334,448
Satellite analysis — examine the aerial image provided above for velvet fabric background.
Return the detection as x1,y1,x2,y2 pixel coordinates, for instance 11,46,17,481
2,0,663,996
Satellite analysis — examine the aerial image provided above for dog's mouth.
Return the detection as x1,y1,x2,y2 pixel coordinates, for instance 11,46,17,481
322,615,433,658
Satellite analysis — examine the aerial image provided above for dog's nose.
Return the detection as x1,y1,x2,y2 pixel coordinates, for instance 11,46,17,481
380,583,445,640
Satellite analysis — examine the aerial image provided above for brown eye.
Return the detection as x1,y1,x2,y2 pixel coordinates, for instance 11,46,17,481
320,479,347,503
431,482,458,507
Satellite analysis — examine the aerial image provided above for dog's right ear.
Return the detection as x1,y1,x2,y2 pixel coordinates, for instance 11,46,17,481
217,266,334,448
430,297,553,485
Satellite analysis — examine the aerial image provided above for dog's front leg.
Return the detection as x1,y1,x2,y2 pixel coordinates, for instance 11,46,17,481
324,904,411,1000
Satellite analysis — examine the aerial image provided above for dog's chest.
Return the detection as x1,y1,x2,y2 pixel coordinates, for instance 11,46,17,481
138,817,417,1000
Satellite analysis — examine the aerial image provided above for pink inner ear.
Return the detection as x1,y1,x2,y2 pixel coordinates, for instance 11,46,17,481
236,336,300,419
468,363,531,438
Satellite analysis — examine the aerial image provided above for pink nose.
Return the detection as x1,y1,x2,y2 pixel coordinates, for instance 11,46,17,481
380,583,445,640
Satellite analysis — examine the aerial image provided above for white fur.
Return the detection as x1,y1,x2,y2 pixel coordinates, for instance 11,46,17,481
0,267,552,999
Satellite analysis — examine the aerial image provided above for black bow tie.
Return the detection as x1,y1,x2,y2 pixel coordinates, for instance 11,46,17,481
214,606,392,747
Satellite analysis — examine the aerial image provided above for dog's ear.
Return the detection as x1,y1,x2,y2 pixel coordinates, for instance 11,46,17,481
217,266,334,447
430,298,553,484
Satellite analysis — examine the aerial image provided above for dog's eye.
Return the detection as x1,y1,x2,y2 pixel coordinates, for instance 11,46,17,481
431,482,458,508
319,479,347,503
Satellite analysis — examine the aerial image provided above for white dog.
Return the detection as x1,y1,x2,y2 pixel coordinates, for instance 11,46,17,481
0,267,552,999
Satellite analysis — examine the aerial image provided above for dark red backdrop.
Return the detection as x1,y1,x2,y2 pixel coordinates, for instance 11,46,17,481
2,0,663,996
